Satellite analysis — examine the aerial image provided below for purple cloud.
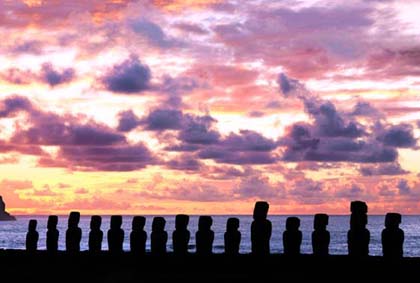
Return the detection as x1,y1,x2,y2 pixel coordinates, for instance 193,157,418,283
102,56,151,94
359,163,409,176
41,63,75,86
377,124,417,148
116,110,142,132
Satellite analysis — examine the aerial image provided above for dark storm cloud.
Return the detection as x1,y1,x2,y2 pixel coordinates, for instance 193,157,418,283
101,56,151,94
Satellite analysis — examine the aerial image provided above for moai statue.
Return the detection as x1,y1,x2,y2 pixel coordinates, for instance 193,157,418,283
46,215,59,252
312,214,330,256
66,211,82,253
224,217,241,255
89,215,103,252
382,213,404,258
26,219,39,252
108,215,124,253
283,217,302,256
196,216,214,255
130,216,147,255
348,201,370,257
251,201,272,255
151,217,168,255
172,214,190,255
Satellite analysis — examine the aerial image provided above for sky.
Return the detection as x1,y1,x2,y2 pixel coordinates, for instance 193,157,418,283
0,0,420,215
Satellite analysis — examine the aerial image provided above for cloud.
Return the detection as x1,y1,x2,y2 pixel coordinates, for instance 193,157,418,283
166,155,202,171
359,163,409,176
144,109,184,131
130,19,181,48
377,123,417,148
0,96,157,172
116,110,142,132
178,114,220,145
41,63,75,87
101,55,151,94
234,174,284,199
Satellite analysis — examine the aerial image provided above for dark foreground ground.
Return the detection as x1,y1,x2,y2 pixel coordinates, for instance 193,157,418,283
1,250,419,282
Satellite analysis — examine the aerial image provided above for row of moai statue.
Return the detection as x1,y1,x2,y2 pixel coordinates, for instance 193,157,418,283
25,201,404,258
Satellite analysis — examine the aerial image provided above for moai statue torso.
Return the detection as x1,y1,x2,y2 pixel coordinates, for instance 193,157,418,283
108,215,124,253
172,214,190,254
151,217,168,255
130,216,147,255
89,215,103,252
66,211,82,252
251,201,272,255
382,213,404,258
196,216,214,255
26,219,39,252
348,201,370,257
312,214,330,256
224,217,241,255
283,217,302,256
46,215,59,252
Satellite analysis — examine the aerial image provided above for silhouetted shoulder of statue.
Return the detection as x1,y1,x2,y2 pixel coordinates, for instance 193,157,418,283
0,196,16,221
224,217,241,255
130,216,147,255
151,217,167,255
26,219,39,252
66,211,82,253
312,214,330,256
173,214,190,254
196,216,214,255
46,215,59,252
283,217,302,256
251,201,272,255
89,215,103,252
108,215,124,253
382,212,404,259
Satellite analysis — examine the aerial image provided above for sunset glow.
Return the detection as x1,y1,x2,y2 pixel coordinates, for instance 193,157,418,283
0,0,420,215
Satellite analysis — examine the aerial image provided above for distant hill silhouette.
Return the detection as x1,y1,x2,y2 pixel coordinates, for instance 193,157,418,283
0,196,15,221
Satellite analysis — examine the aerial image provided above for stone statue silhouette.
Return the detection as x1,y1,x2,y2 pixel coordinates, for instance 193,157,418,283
251,201,272,255
46,215,59,252
312,214,330,256
130,216,147,255
89,215,103,252
224,217,241,255
151,217,167,255
108,215,124,253
26,219,39,252
173,214,190,254
382,213,404,258
196,216,214,255
66,211,82,252
283,217,302,256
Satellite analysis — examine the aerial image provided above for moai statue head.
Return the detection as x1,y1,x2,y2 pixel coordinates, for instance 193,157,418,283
385,213,401,229
227,217,240,232
350,201,368,214
286,217,300,231
198,216,213,231
253,201,269,221
175,214,189,230
111,215,123,230
132,216,146,231
314,214,329,230
28,219,37,232
152,217,166,232
48,215,58,230
90,215,102,230
68,211,80,228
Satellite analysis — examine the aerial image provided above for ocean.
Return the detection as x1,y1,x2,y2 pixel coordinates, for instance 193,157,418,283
1,215,419,256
